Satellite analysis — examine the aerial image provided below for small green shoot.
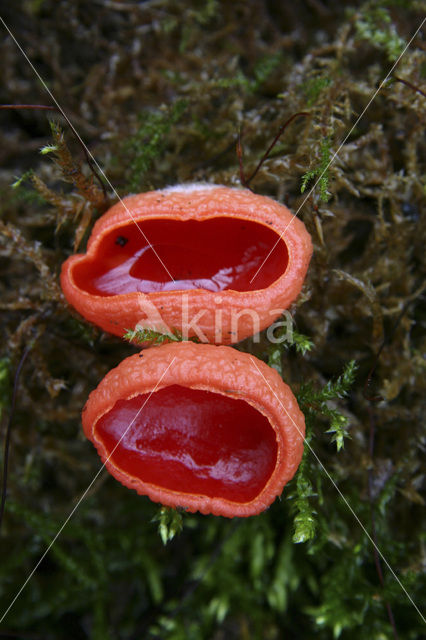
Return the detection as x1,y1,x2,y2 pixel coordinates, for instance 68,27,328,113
217,53,283,93
124,327,181,345
291,438,317,544
267,329,313,376
355,3,405,62
301,136,332,202
303,76,332,107
298,360,358,451
252,52,283,91
289,361,357,543
124,99,187,191
11,170,34,189
292,331,314,356
39,144,58,155
267,345,283,375
153,506,184,545
124,327,200,346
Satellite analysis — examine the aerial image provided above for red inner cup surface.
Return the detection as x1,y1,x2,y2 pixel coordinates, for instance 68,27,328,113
95,385,278,503
73,218,288,295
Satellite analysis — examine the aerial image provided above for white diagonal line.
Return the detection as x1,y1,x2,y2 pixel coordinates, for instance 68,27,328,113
250,16,426,285
0,15,175,283
250,357,426,625
0,356,176,624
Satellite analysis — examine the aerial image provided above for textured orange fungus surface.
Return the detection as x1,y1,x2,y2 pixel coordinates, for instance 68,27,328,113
61,184,312,344
82,342,306,517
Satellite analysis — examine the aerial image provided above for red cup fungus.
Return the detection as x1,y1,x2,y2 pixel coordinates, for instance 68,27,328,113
61,184,312,344
82,341,305,517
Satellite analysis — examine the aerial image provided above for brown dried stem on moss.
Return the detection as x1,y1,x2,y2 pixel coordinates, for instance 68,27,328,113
0,221,61,302
49,122,108,212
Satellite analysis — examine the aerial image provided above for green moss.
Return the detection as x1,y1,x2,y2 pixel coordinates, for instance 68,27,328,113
303,76,332,107
301,136,332,203
124,326,200,345
298,360,357,451
216,53,283,93
123,99,188,192
355,2,406,62
291,440,317,544
153,506,184,546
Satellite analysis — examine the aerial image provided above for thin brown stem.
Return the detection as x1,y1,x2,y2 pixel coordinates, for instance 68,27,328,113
239,112,310,189
393,76,426,98
0,346,32,535
0,104,57,110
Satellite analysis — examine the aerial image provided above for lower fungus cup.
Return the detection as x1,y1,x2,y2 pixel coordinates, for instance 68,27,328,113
61,184,312,344
82,342,305,517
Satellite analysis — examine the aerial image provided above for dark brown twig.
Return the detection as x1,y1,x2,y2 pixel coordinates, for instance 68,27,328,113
238,111,310,190
0,104,57,110
0,346,32,535
392,76,426,98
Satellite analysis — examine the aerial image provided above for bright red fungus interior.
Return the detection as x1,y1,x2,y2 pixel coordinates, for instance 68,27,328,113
95,385,278,503
73,218,288,295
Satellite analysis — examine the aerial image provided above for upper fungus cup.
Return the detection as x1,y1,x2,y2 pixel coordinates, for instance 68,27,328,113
82,342,305,518
60,184,312,344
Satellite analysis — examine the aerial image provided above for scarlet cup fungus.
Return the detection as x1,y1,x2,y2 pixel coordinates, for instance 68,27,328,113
61,184,312,343
82,342,305,517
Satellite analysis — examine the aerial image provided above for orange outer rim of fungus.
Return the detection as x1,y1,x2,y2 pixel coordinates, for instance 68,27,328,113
60,184,312,344
82,342,306,518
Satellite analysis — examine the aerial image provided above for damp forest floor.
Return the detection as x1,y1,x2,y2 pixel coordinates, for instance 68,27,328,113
0,1,425,639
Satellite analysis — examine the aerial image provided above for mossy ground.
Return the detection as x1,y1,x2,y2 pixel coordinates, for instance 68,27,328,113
0,1,425,639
